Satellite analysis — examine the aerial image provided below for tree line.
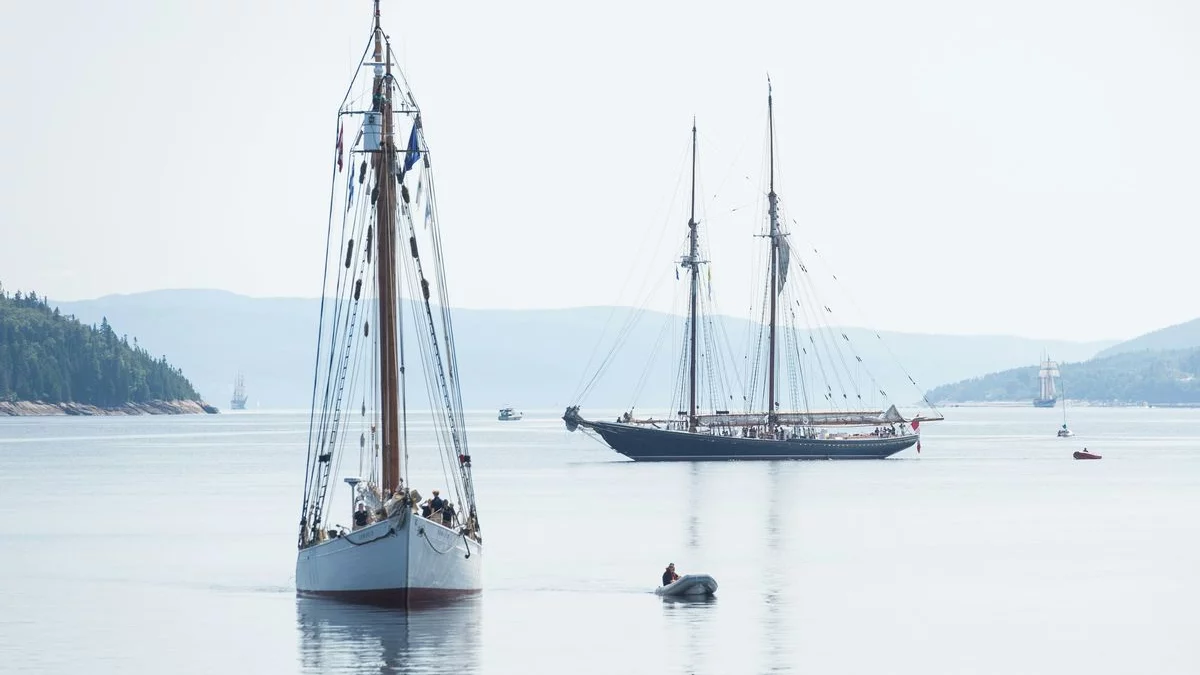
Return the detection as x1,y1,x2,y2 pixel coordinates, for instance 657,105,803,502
0,286,201,405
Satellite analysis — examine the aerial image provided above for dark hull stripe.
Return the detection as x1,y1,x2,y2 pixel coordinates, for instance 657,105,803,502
584,420,917,461
296,587,480,608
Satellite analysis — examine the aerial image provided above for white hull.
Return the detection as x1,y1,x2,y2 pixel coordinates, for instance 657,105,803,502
296,511,481,605
655,574,718,597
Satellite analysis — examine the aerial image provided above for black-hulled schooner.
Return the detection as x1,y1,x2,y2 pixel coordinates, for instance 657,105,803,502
564,84,942,461
295,0,481,604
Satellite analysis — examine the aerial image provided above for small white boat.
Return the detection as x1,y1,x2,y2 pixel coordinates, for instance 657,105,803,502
498,407,523,421
655,574,718,597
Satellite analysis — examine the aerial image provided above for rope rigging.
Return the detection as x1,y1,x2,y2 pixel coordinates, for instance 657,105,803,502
570,140,694,405
299,29,481,547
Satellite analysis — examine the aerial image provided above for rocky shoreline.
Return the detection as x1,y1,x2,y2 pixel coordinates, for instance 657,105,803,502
0,400,220,417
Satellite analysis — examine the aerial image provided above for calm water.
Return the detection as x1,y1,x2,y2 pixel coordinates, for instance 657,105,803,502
1,406,1198,674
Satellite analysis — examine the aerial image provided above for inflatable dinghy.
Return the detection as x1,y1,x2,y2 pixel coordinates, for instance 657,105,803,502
655,574,718,597
1073,450,1101,460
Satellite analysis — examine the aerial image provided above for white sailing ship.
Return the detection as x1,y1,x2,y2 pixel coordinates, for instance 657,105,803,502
295,0,481,605
230,373,247,410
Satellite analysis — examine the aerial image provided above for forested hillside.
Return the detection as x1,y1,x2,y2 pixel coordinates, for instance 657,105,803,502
0,288,202,406
926,348,1200,405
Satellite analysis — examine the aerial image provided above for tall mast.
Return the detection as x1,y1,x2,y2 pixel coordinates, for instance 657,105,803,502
1062,379,1068,425
687,120,699,433
372,0,402,495
766,79,779,426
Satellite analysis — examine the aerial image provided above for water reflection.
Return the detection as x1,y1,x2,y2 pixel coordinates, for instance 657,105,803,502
660,595,718,607
663,589,718,673
763,462,787,672
296,596,481,674
687,462,703,550
669,462,721,673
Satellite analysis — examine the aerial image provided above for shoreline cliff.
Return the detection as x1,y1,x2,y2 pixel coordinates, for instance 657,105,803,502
0,400,220,417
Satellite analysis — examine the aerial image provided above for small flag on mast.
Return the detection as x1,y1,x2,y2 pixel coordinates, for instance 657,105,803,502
404,117,423,172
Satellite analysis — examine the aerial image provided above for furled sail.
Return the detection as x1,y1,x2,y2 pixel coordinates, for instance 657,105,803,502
777,237,790,293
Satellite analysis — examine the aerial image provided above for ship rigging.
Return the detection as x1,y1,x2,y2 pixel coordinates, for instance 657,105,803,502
564,82,943,461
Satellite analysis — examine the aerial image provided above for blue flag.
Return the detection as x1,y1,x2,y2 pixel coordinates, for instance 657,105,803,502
404,118,423,172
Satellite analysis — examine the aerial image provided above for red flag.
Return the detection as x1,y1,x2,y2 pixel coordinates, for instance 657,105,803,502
335,123,344,172
911,419,920,432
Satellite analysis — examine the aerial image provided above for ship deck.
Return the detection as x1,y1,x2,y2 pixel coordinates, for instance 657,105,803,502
582,419,918,461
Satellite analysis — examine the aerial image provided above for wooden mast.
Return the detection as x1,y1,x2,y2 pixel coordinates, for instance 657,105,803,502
766,80,779,428
687,120,699,433
372,0,402,495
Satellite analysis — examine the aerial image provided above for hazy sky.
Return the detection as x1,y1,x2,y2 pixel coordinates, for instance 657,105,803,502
3,0,1198,342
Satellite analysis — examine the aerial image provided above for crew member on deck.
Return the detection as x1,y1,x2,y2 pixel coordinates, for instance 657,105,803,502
662,563,679,586
430,490,445,515
353,502,369,529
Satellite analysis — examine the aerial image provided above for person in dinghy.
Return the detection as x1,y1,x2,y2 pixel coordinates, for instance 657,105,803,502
662,563,680,586
655,563,719,597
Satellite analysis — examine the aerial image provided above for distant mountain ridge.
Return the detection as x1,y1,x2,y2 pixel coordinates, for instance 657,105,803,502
49,289,1116,411
1095,317,1200,359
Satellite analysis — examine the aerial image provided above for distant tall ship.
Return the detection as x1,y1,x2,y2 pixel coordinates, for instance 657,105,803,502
563,84,942,461
1034,356,1059,408
230,373,248,410
294,0,481,606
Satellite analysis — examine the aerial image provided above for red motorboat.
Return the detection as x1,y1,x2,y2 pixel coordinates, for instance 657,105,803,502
1073,450,1101,460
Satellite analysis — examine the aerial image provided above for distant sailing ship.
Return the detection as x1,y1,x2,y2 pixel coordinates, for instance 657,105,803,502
564,84,942,461
1034,356,1059,408
230,373,248,410
295,0,481,605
